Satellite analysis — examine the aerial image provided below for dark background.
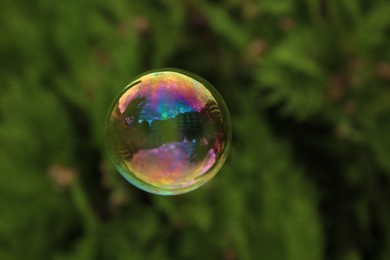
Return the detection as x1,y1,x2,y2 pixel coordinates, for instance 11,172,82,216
1,0,390,259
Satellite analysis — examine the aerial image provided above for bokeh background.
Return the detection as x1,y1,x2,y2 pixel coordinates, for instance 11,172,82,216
1,0,390,259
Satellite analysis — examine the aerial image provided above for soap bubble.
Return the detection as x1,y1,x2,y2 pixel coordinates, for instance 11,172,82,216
106,69,232,195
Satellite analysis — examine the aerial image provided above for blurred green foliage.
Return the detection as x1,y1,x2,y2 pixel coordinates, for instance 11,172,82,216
1,0,390,259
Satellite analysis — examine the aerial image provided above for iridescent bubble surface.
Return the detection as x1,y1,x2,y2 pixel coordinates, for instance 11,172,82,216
106,69,231,195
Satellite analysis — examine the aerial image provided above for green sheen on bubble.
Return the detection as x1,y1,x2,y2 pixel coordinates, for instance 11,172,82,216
106,69,232,195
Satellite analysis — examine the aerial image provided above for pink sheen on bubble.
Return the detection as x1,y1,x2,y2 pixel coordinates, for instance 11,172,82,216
106,69,231,195
128,141,216,188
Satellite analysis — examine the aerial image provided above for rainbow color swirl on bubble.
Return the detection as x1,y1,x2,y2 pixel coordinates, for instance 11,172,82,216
106,69,231,195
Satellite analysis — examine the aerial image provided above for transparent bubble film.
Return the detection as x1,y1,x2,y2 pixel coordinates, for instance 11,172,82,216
106,69,232,195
